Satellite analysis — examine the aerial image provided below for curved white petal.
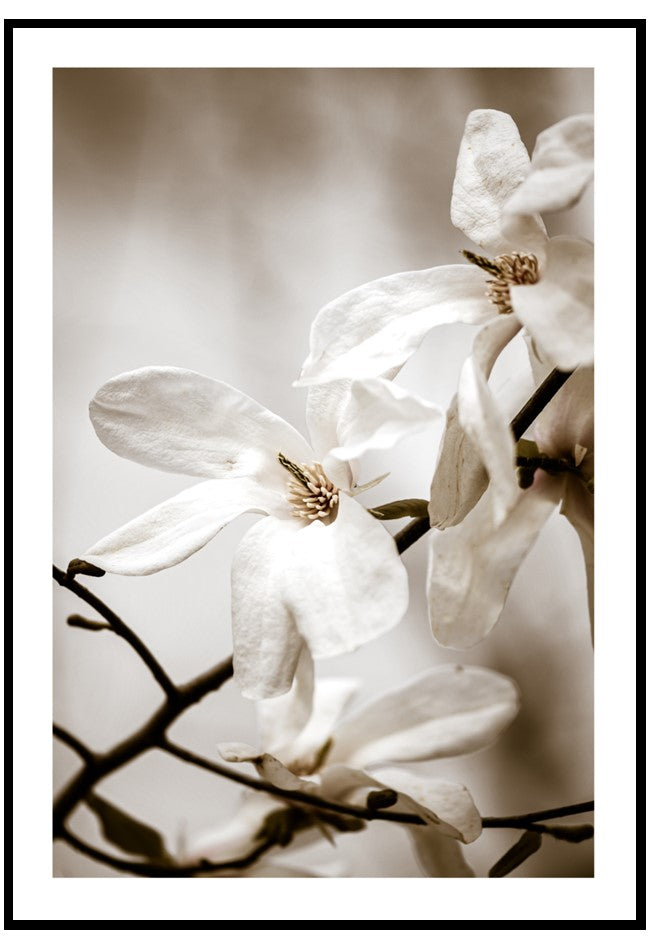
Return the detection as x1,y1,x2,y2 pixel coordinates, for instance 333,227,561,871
429,316,520,529
428,479,562,648
318,765,450,832
82,478,277,576
329,378,442,463
231,516,306,700
510,237,594,370
90,366,313,488
218,744,316,792
272,677,361,774
296,266,494,385
284,492,409,659
180,792,283,866
328,664,520,768
409,827,475,877
451,109,546,254
305,381,355,489
371,768,482,843
257,646,315,756
457,316,520,526
505,114,594,217
428,393,489,530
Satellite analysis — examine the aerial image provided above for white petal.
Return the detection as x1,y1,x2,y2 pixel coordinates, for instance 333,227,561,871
451,109,546,254
510,237,594,370
305,381,356,489
329,377,442,463
296,266,494,385
328,664,520,767
428,480,561,648
505,114,594,217
284,492,409,659
318,764,451,833
257,646,315,756
82,478,277,576
218,742,315,792
231,516,306,700
457,317,520,526
409,828,475,877
429,315,520,529
371,768,482,843
271,677,361,774
90,366,313,488
180,793,283,866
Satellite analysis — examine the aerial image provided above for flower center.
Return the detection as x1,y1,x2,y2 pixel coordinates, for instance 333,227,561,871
278,453,340,522
462,249,539,315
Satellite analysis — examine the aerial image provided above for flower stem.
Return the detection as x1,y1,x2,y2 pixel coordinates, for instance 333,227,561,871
482,800,594,829
53,565,178,699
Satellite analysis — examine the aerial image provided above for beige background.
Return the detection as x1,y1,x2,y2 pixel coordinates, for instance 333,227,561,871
54,68,594,877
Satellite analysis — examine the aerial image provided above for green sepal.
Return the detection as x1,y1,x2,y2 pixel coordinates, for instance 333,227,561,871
368,499,429,520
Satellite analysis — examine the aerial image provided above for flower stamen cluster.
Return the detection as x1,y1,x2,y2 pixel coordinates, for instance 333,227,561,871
486,253,539,314
278,453,340,522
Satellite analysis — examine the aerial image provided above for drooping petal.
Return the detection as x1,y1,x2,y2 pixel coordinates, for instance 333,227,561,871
510,237,594,370
456,315,520,526
296,266,494,385
429,315,520,529
179,792,284,866
408,827,475,877
305,381,356,489
82,478,278,576
329,377,442,463
257,646,315,756
90,366,313,489
271,677,361,774
218,744,315,792
370,768,482,843
451,109,546,254
318,765,454,834
328,664,520,767
231,516,306,700
283,492,409,659
504,114,594,217
428,479,562,648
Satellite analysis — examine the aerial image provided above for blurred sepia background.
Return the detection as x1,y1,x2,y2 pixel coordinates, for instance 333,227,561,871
54,68,594,878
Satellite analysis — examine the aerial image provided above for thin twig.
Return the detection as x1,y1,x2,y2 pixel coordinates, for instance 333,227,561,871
53,654,234,834
57,825,276,877
160,738,427,826
53,724,96,766
53,565,177,698
482,801,594,829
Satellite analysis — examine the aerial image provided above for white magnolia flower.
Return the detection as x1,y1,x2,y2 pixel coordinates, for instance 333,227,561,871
295,109,593,391
80,366,412,699
428,364,594,647
186,654,520,877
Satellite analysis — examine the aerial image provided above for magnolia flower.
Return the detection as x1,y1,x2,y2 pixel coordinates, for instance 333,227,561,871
428,363,594,647
295,109,593,392
185,653,520,877
79,366,413,698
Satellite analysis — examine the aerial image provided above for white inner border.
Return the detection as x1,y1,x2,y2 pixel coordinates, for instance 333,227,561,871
12,19,638,925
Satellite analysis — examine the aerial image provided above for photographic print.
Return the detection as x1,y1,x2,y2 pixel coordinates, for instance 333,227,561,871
51,65,596,883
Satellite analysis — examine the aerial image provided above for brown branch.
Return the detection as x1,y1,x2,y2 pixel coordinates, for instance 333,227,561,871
482,801,594,829
57,825,276,877
53,565,177,698
160,738,427,826
53,724,97,766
